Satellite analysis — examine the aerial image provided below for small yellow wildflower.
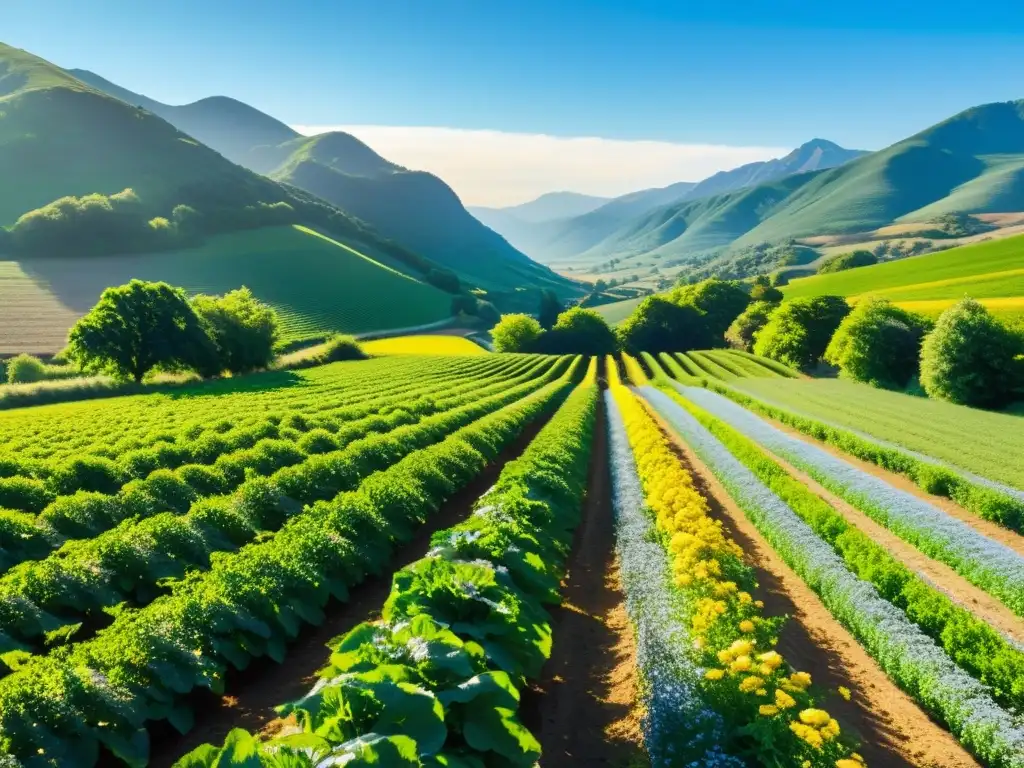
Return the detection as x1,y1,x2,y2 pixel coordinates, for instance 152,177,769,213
838,685,852,701
730,655,752,674
759,704,779,716
757,651,783,670
775,689,797,709
738,591,753,604
790,722,824,749
738,675,764,693
705,668,725,681
799,709,832,727
739,619,756,633
755,688,768,696
837,761,862,768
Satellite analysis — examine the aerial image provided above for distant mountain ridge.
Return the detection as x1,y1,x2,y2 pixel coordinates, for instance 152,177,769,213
471,191,612,224
476,139,865,264
71,68,575,294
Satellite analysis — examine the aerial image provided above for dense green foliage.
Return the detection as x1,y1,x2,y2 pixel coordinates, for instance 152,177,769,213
192,287,280,374
67,280,217,382
817,250,878,274
919,299,1023,407
725,300,776,351
616,296,712,354
749,275,784,302
753,296,851,371
537,288,563,330
4,354,48,384
491,314,544,353
672,278,751,340
824,298,931,389
536,307,618,355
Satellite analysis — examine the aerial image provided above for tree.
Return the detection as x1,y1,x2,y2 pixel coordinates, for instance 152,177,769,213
750,275,784,303
919,298,1023,407
491,314,543,353
617,296,712,354
450,294,478,317
771,272,789,287
191,287,280,374
425,268,461,294
67,280,218,382
476,300,501,326
824,298,931,389
538,307,618,355
818,250,878,274
725,301,776,351
672,278,751,343
537,289,562,330
753,296,850,371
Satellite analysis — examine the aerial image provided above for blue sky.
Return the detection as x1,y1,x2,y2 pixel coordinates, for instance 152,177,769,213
7,0,1024,204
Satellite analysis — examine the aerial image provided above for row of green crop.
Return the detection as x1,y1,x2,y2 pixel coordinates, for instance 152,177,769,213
664,386,1024,715
0,359,584,767
177,361,600,767
0,357,571,657
0,357,550,571
640,384,1024,768
655,355,1024,534
0,355,520,467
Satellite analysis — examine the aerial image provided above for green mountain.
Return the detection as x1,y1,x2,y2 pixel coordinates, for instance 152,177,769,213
72,69,576,294
547,103,1024,277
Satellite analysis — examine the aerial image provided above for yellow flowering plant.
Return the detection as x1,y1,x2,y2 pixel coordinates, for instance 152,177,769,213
608,373,860,767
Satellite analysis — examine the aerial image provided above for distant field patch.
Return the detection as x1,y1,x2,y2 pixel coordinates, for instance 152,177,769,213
783,232,1024,301
735,377,1024,489
592,296,645,326
893,297,1024,322
0,225,451,353
362,334,487,356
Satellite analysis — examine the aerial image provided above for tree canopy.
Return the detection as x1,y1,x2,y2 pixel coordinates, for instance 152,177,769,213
67,280,218,382
818,250,878,274
919,298,1023,407
824,297,931,389
753,296,850,371
537,289,563,331
672,278,750,342
490,314,543,353
538,307,617,355
725,300,776,352
191,287,280,374
617,296,712,354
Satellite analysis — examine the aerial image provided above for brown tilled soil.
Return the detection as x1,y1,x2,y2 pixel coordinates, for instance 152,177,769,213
520,392,647,767
143,410,559,768
765,415,1024,557
643,404,981,768
766,451,1024,646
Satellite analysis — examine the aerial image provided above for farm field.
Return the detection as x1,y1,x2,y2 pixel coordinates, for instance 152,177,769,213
0,225,452,354
0,350,1022,768
782,232,1024,322
361,333,486,356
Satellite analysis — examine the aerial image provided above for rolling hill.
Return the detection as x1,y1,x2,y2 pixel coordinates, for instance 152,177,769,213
471,191,612,224
498,139,863,266
0,225,453,354
72,68,577,295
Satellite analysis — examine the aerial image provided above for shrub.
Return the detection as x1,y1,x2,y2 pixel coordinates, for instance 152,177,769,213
319,335,367,363
47,456,124,495
671,278,750,341
824,297,932,389
754,296,850,371
0,476,54,513
5,354,47,384
725,301,776,351
68,280,219,382
749,275,783,303
536,307,617,355
425,268,461,294
818,250,878,274
491,314,543,353
192,287,280,374
617,296,712,354
537,289,562,331
919,298,1023,407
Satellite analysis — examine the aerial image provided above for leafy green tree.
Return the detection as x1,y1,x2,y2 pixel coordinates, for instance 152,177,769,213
425,268,461,294
818,250,878,274
919,298,1023,407
191,287,280,374
754,296,850,371
771,272,789,287
67,280,218,382
824,297,931,389
617,296,712,354
5,354,47,384
538,307,618,354
672,278,751,342
491,314,543,353
750,275,784,303
725,301,776,351
537,289,562,330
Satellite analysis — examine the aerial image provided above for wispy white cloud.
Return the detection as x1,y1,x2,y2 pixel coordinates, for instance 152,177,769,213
290,124,790,208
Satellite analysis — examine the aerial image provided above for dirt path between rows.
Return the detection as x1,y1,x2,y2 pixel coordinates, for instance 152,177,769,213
762,413,1024,557
644,404,981,768
764,449,1024,646
520,377,647,767
143,409,559,768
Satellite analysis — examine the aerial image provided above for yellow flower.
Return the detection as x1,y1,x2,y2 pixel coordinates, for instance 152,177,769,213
738,591,752,604
799,709,832,727
756,688,767,696
757,651,783,670
729,639,754,656
838,685,851,701
738,675,764,693
783,671,812,691
739,619,756,633
821,718,841,740
851,754,865,764
730,655,753,674
755,600,765,609
837,761,863,768
802,762,811,768
759,704,779,716
705,668,725,681
775,689,797,709
790,722,824,749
